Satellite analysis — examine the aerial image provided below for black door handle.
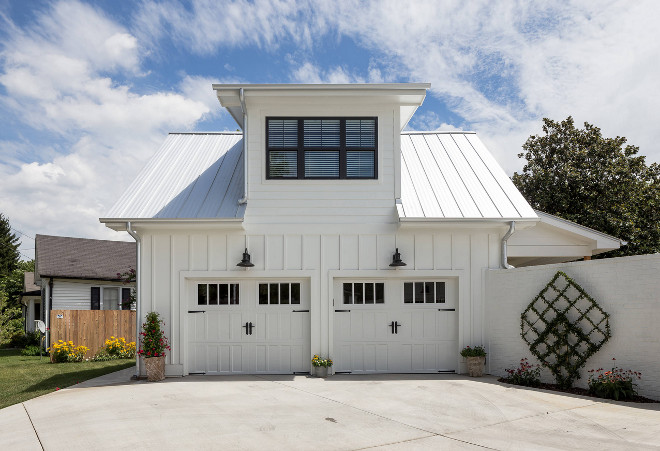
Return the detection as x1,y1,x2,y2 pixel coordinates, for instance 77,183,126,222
243,322,249,334
248,322,255,335
394,322,401,334
389,321,395,334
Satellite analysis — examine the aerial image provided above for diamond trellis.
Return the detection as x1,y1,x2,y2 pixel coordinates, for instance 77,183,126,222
521,271,611,388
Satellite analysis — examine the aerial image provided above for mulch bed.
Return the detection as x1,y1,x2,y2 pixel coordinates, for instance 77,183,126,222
497,378,658,403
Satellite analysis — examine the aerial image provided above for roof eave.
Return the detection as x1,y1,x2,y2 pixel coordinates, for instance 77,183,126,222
101,217,245,232
534,210,626,247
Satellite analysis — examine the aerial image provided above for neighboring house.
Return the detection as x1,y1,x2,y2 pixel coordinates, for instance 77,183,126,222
34,234,136,342
20,272,41,333
101,83,622,377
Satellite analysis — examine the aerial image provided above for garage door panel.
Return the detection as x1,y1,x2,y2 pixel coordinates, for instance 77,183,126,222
334,279,458,374
189,343,206,374
436,312,457,340
437,341,456,370
351,344,364,371
190,314,207,341
291,313,306,340
188,280,310,375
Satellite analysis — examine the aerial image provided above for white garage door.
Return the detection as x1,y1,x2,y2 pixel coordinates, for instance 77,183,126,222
334,279,458,373
188,279,310,375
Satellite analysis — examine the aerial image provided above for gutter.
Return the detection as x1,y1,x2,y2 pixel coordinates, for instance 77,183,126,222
125,222,141,378
238,88,248,205
501,221,516,269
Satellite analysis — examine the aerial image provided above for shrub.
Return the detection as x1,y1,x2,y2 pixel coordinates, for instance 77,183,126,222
104,336,136,359
502,358,542,387
460,345,487,357
48,340,89,363
21,345,45,356
138,312,170,358
311,355,333,367
6,330,40,348
588,358,641,401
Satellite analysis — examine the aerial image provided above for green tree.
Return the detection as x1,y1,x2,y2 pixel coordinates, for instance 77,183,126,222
0,260,35,312
0,213,20,276
512,117,660,257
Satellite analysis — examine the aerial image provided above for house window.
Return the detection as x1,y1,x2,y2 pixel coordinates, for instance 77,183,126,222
91,286,132,310
403,282,445,304
259,283,301,305
197,283,240,305
266,117,377,179
343,282,385,304
103,288,120,310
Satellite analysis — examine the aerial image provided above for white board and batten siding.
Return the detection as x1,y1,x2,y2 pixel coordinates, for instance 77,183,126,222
140,226,503,376
51,279,127,310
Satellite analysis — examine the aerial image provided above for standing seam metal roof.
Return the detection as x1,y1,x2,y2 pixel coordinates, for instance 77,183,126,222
105,131,536,221
400,132,537,220
105,133,244,219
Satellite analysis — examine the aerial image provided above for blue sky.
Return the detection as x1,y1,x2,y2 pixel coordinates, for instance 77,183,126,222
1,0,659,260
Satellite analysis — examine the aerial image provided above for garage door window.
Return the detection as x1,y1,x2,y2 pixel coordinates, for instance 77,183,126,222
198,283,240,305
343,282,385,304
403,282,445,304
259,283,301,305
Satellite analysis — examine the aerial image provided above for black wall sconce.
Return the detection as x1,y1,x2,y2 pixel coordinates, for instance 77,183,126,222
389,248,407,267
236,248,255,268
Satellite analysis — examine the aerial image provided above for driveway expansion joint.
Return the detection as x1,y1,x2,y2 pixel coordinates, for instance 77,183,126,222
22,403,44,451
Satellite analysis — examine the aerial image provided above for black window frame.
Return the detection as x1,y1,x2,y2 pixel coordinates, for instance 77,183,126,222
266,117,378,180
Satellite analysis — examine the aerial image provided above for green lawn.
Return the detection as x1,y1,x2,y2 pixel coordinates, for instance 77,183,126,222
0,349,134,409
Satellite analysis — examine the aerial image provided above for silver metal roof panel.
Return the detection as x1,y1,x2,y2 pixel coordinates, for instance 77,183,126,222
105,133,243,220
400,132,537,220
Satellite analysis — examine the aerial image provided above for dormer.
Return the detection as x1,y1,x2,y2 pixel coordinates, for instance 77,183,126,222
213,84,429,223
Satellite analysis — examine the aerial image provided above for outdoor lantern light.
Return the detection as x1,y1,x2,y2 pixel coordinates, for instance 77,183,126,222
236,248,255,268
389,248,407,267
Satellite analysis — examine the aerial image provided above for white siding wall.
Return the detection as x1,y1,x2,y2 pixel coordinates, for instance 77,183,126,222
244,97,399,224
139,225,504,375
486,254,660,400
51,279,127,310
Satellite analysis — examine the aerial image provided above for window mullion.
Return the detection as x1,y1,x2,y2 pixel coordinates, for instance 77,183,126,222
340,119,346,179
297,119,304,179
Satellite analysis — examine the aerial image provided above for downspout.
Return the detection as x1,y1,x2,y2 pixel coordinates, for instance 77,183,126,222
238,88,248,205
45,279,51,349
501,221,516,269
126,222,141,378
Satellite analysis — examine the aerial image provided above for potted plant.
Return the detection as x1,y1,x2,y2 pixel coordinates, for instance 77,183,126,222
460,345,487,377
138,312,170,381
311,355,333,377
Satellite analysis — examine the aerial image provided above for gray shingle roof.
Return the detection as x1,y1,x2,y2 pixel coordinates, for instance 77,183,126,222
35,235,136,280
22,272,40,295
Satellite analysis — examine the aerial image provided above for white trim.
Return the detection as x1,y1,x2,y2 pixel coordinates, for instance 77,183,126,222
213,83,431,91
534,210,626,246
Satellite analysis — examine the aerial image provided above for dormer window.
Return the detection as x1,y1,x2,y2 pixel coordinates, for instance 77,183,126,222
266,117,377,179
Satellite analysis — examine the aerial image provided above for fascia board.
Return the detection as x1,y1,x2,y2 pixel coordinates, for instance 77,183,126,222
397,218,539,231
535,210,626,247
212,83,431,91
100,218,245,232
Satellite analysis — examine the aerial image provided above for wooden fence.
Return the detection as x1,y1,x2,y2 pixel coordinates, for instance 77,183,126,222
49,310,136,358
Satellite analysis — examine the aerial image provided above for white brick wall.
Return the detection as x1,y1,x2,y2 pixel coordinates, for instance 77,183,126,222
486,254,660,400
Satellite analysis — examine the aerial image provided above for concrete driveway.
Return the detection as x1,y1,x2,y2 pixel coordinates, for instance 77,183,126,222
1,370,659,450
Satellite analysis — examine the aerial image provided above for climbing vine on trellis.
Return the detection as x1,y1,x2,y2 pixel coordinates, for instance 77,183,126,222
521,271,611,388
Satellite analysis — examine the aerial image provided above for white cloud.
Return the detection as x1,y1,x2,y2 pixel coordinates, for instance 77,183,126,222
133,0,327,55
141,0,660,172
0,1,214,259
